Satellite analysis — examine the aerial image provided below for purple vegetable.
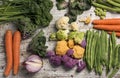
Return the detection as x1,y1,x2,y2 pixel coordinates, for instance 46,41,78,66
77,60,86,72
64,58,78,69
61,55,71,63
49,55,61,66
46,50,55,58
80,39,86,48
66,49,74,56
24,55,43,73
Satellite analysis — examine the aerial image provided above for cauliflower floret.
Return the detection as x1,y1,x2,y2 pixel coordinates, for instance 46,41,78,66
56,30,69,40
56,40,69,55
56,16,69,30
68,39,74,48
70,22,79,31
73,45,85,59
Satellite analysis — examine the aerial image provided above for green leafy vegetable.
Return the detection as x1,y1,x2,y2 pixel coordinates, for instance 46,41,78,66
0,0,53,39
28,30,48,57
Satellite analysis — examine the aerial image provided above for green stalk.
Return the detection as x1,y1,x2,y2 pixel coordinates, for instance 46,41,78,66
113,0,120,3
0,16,23,21
0,11,28,16
107,0,120,8
92,1,120,12
108,67,119,78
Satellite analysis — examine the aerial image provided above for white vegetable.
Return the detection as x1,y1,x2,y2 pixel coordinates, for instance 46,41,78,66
56,16,69,30
70,22,79,31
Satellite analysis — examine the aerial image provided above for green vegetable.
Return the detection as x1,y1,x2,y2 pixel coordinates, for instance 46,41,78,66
74,32,84,44
114,0,120,3
56,0,92,22
68,31,77,39
108,44,120,78
68,31,84,44
0,0,53,39
108,67,119,78
56,1,68,10
92,1,120,12
56,30,68,40
111,32,116,68
85,30,94,70
28,30,48,57
108,32,116,72
94,8,106,19
107,0,120,8
90,31,97,70
49,32,57,41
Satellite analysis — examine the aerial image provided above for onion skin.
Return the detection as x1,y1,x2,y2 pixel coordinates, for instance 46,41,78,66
24,55,43,73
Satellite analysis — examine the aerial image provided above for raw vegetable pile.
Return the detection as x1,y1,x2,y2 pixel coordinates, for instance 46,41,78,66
0,0,53,39
48,16,86,71
84,30,120,78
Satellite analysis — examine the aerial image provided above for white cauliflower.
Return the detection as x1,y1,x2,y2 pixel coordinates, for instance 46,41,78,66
70,22,79,31
56,16,69,30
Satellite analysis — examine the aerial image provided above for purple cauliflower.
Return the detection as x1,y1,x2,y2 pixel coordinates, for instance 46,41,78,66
66,49,74,56
61,55,71,63
64,58,78,69
49,55,62,66
46,50,55,58
80,39,86,48
76,60,86,72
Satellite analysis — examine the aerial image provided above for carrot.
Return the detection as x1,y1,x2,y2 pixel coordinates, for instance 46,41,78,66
13,31,21,75
4,30,13,77
93,25,120,32
92,19,120,25
108,31,120,37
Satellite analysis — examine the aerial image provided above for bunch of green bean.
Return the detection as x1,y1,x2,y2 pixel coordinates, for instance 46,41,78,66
84,30,119,76
94,8,106,19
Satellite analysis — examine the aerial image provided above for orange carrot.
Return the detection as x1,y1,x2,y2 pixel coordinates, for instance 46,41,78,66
13,31,21,75
93,25,120,32
108,31,120,37
92,19,120,25
4,30,13,77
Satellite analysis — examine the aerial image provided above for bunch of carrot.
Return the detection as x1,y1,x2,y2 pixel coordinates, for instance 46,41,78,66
92,18,120,37
4,30,21,77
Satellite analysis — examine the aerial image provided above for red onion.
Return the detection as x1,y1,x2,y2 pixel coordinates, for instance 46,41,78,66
24,55,43,73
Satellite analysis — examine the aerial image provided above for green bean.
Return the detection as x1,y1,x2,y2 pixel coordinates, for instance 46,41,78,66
85,30,91,69
87,30,94,70
104,32,109,66
92,1,120,12
107,0,120,8
111,32,116,67
108,33,113,72
90,31,98,69
113,0,120,3
108,67,119,78
94,32,100,73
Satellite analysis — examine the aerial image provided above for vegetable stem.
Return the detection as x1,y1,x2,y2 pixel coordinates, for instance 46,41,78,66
92,2,120,12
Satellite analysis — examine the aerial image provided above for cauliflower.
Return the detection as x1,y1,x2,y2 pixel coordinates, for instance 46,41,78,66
74,32,85,44
68,39,74,48
56,16,69,30
49,32,57,40
68,31,85,44
49,55,62,66
70,22,79,31
68,31,77,39
55,40,69,55
56,30,69,40
73,45,85,59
